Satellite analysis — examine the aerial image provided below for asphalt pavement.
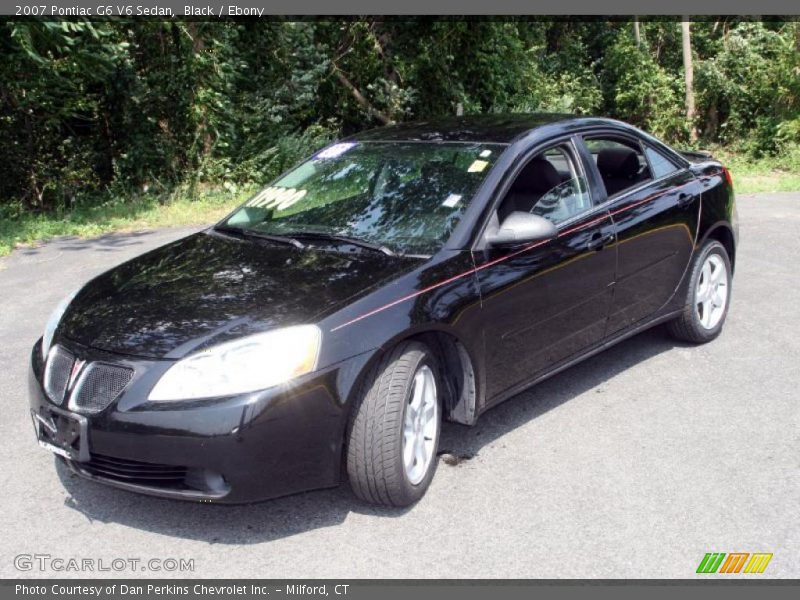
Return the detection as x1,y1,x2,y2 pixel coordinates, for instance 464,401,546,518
0,193,797,578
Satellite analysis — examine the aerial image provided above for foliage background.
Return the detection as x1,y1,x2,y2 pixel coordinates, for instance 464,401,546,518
1,18,798,223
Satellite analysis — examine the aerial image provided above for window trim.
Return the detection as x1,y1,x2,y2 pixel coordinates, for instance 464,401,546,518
577,132,691,211
575,125,690,170
472,135,600,251
579,131,692,205
471,127,692,251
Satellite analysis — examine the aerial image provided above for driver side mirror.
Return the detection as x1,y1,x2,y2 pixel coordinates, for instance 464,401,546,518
485,211,558,247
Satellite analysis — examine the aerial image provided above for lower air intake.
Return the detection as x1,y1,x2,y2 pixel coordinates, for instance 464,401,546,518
81,453,189,487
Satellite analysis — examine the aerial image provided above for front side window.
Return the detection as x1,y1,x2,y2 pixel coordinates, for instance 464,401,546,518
221,141,504,255
498,144,592,225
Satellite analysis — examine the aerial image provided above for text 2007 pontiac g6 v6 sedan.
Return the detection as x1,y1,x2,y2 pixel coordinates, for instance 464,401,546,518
29,115,737,506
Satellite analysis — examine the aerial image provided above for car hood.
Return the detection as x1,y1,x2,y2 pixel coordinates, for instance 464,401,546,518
58,231,421,359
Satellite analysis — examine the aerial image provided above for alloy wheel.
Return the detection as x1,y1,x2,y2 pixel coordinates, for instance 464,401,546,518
402,365,438,485
695,253,728,329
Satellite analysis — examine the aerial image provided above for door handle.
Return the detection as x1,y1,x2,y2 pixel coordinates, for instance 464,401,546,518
587,232,614,251
677,192,693,207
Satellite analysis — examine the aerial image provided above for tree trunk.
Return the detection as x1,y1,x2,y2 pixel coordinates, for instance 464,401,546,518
795,20,800,52
332,66,393,125
704,102,719,141
633,18,641,48
681,20,698,143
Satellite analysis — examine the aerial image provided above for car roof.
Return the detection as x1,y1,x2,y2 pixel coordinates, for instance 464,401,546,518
347,114,614,144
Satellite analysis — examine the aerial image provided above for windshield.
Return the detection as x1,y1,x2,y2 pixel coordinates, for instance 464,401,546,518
220,141,504,255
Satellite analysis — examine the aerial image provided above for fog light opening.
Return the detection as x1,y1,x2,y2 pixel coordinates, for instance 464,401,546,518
184,468,230,495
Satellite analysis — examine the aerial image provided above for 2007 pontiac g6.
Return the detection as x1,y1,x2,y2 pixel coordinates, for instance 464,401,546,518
30,115,737,506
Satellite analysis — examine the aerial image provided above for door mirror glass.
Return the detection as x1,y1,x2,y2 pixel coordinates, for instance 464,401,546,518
486,212,558,247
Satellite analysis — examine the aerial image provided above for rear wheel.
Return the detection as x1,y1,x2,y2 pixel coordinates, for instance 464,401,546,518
667,240,732,343
346,341,441,507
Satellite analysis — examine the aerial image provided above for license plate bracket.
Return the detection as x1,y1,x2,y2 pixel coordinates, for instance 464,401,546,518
31,405,89,462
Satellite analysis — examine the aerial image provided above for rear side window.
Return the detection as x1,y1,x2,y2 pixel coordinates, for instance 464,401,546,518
584,138,652,198
644,145,680,179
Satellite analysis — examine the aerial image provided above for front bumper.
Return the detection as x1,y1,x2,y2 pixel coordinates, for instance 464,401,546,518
29,339,372,503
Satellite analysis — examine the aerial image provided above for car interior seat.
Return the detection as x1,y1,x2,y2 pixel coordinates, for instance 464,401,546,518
596,147,642,196
498,158,561,222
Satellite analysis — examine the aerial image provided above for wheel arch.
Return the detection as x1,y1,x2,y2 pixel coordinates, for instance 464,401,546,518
346,325,481,428
700,222,737,274
412,329,479,426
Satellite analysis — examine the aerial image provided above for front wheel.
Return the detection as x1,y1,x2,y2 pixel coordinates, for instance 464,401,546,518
346,341,441,507
667,240,732,343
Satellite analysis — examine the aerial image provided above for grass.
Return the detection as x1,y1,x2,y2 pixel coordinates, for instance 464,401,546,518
1,150,798,258
0,186,254,258
714,148,800,194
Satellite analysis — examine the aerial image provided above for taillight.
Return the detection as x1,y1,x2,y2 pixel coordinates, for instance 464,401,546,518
722,166,734,189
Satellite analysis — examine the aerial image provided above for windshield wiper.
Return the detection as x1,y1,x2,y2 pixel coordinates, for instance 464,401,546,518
284,231,397,256
213,225,306,249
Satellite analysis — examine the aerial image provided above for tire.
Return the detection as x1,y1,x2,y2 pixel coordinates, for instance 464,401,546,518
346,341,442,507
667,240,732,343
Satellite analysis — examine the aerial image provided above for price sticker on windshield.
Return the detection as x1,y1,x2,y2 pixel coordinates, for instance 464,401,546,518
467,160,489,173
442,194,462,208
247,187,307,210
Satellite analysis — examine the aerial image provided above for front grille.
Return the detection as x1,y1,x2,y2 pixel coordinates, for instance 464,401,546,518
70,363,134,413
81,453,189,487
43,345,74,405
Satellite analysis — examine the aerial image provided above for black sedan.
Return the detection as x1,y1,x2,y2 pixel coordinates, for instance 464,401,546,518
29,115,738,507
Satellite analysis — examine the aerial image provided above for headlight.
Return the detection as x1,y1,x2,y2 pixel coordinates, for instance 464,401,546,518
42,288,79,360
148,325,322,401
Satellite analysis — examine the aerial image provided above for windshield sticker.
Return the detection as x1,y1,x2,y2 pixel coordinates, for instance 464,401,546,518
479,149,493,158
441,194,462,208
314,142,357,160
467,159,489,173
276,188,307,210
246,187,272,206
247,187,307,210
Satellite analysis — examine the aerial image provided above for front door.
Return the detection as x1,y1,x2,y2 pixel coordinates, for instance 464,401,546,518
474,141,617,403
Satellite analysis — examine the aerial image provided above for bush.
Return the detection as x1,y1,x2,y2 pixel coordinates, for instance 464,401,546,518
600,32,685,140
696,21,800,154
1,19,798,218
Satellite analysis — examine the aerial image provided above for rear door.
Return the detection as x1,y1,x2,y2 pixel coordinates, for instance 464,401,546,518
579,134,703,335
473,138,617,403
